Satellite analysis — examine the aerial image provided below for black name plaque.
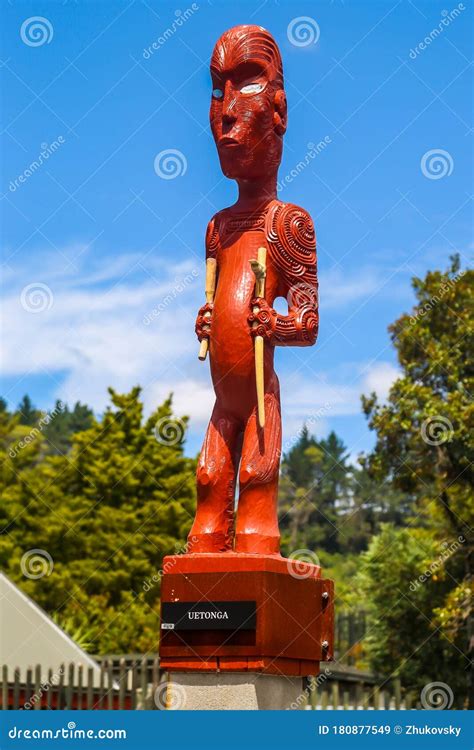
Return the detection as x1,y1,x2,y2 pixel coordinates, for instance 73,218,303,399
161,600,257,631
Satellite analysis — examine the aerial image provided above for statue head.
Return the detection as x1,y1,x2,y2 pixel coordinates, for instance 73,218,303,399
210,25,287,183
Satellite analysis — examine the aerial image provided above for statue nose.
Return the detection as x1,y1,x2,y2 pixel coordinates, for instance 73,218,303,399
222,83,237,124
222,109,237,127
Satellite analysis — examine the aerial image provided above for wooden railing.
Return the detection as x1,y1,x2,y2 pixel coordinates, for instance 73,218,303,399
0,658,164,710
304,668,407,710
1,657,409,710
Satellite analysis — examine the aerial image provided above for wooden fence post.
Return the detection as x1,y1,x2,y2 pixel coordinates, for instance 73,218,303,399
77,665,83,710
394,677,401,710
119,658,126,710
1,666,7,710
107,661,114,710
47,668,53,710
332,682,339,709
13,667,20,709
87,667,93,710
34,665,41,710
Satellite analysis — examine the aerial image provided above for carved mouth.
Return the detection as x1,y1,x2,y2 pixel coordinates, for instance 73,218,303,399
219,137,240,147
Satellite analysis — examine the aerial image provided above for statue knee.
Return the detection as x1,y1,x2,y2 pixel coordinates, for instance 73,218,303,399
196,457,227,492
239,460,278,488
196,462,217,490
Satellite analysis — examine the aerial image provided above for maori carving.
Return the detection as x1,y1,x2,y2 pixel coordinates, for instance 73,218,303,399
190,24,318,555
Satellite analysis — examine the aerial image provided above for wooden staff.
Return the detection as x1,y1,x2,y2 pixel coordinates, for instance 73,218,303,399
198,257,217,361
249,246,267,428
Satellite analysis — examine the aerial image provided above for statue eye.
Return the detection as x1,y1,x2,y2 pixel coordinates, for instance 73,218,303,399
212,88,223,99
240,82,264,95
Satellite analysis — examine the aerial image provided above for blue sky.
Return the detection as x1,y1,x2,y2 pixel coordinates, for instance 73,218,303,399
1,0,472,458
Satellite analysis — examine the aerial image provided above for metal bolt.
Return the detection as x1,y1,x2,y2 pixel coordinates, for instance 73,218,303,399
322,591,329,600
321,640,329,649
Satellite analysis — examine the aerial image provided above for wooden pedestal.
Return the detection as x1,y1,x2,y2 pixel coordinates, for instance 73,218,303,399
159,553,334,677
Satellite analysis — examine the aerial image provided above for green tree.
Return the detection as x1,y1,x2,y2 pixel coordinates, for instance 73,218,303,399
17,394,40,426
361,255,473,707
43,400,93,455
0,387,196,654
359,524,467,707
279,429,352,553
339,465,413,554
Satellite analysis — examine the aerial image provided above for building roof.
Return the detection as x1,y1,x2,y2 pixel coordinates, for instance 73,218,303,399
0,573,102,684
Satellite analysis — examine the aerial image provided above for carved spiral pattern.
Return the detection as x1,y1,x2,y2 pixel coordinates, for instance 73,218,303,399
266,203,315,278
206,216,220,258
300,308,319,342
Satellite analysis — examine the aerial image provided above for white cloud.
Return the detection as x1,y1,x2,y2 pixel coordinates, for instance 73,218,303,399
279,359,399,445
2,249,204,414
319,267,383,310
361,361,399,401
146,379,215,427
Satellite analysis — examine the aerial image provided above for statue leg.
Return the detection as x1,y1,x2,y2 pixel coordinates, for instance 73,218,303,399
235,391,282,554
188,403,241,553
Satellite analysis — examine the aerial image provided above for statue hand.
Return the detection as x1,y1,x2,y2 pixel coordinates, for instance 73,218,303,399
195,302,214,342
248,297,277,341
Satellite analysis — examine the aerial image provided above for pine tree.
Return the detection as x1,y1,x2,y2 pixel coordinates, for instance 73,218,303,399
17,395,40,426
0,387,196,654
279,429,352,554
43,400,93,455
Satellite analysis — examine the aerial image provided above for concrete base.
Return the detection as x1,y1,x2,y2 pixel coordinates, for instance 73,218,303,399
165,672,305,710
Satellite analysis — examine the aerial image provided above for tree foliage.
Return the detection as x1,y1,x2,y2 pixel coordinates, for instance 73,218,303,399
0,388,196,654
361,256,473,707
279,428,352,553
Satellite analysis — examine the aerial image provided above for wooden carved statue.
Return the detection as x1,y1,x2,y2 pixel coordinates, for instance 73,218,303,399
190,24,318,555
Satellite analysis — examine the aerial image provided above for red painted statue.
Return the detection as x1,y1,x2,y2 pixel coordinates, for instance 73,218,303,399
190,24,318,556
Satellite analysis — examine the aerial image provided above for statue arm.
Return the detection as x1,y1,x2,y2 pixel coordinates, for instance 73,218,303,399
250,203,318,347
195,215,220,342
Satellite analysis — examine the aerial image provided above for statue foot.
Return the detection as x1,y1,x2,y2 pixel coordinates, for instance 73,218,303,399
234,532,280,555
187,532,233,554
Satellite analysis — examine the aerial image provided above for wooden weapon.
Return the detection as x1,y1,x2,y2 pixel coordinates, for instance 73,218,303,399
249,246,267,428
198,258,217,361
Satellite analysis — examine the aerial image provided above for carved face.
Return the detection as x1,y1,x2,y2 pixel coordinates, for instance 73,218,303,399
210,25,287,182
